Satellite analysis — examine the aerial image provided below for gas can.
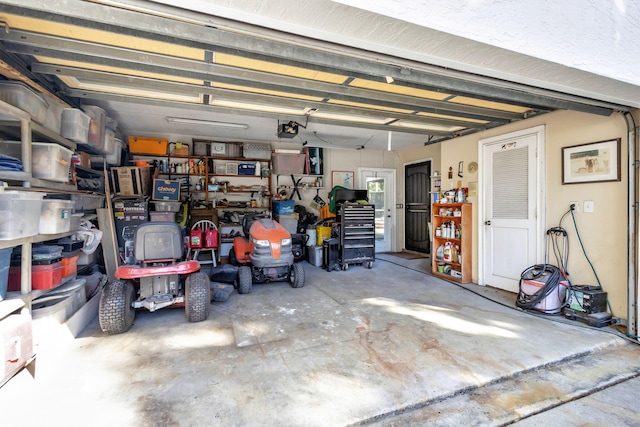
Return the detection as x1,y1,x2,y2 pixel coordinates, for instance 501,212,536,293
190,226,203,249
204,226,219,248
443,242,453,262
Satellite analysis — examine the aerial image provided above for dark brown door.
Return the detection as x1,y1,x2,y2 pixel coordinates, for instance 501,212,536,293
405,161,431,253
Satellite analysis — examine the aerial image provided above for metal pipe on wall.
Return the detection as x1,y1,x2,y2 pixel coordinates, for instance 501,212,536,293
624,111,638,340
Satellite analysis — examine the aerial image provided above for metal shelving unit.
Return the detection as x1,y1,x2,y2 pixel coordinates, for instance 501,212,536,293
0,99,83,386
338,203,375,269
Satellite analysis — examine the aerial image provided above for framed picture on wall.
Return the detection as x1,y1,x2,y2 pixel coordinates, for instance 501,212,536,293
332,170,354,189
562,138,621,184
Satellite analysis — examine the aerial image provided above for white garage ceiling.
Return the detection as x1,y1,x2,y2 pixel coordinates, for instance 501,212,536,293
0,0,632,151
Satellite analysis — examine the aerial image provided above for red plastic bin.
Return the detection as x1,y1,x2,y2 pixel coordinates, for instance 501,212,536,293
8,261,63,291
61,254,80,278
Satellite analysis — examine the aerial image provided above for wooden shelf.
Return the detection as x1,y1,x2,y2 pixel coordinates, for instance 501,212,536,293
432,202,472,283
134,153,273,210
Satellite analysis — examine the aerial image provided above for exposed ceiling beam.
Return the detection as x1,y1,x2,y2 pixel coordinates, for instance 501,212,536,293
35,63,496,130
4,30,524,123
65,88,455,137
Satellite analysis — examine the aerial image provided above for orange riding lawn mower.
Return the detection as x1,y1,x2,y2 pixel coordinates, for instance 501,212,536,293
99,222,211,335
228,214,305,293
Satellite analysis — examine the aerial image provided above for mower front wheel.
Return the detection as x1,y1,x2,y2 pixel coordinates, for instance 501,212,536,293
289,263,305,288
238,266,253,294
185,272,211,322
99,280,136,335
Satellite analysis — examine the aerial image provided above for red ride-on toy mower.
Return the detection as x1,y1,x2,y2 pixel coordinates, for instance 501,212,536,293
99,222,210,335
229,214,304,294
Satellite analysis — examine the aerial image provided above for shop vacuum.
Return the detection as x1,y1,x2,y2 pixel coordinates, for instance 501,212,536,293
516,215,612,328
516,227,571,315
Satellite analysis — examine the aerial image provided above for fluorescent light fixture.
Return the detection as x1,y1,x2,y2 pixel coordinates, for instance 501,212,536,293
166,117,248,129
389,121,465,132
312,112,387,125
211,99,304,115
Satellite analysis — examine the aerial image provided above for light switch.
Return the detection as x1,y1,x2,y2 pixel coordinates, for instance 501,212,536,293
584,200,594,213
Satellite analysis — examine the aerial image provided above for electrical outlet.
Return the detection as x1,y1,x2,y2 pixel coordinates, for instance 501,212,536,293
584,200,594,213
569,201,579,212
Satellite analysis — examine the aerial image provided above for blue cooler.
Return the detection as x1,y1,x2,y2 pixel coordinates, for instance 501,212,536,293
273,200,295,215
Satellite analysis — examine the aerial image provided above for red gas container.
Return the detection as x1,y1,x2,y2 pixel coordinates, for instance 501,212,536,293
190,226,203,249
204,226,219,248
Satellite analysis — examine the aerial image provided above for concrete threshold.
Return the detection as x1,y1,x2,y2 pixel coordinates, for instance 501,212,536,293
363,342,640,426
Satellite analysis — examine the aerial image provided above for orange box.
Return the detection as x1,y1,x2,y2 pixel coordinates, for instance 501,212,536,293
128,136,168,155
320,205,335,220
62,254,79,278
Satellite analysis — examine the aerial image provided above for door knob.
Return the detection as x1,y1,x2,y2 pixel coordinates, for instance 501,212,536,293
484,220,491,225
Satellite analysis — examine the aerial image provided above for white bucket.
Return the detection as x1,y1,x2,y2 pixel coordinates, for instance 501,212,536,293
305,229,316,247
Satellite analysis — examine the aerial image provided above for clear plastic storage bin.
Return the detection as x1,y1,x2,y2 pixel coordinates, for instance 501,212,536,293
32,142,73,182
39,199,74,234
149,211,176,222
69,193,104,212
0,191,44,240
82,105,106,150
151,201,181,212
61,108,91,143
91,137,123,166
0,81,47,123
42,94,64,134
272,153,305,175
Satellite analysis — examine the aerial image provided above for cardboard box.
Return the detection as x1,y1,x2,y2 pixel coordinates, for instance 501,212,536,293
111,166,152,196
78,151,91,169
168,142,189,156
152,179,181,201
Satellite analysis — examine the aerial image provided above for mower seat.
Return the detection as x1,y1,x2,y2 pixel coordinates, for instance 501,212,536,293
135,222,183,261
243,213,270,237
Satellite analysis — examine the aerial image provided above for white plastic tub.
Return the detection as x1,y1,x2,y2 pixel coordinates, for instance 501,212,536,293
0,191,44,240
61,108,90,143
39,199,74,234
32,142,73,182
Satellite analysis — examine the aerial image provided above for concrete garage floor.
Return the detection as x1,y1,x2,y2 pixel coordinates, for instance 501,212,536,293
2,254,640,426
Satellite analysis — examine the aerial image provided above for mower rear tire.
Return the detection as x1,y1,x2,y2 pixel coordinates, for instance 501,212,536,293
185,272,210,322
238,266,253,294
289,263,305,288
99,280,136,335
